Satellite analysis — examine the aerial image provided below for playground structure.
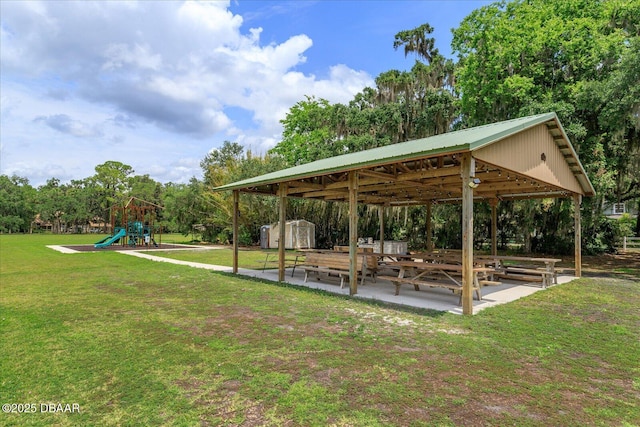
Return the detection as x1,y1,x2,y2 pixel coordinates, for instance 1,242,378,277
95,197,162,249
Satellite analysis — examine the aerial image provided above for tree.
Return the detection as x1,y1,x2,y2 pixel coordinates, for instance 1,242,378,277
128,174,163,205
0,175,36,233
268,97,338,166
34,178,97,233
92,161,134,199
37,178,66,233
452,0,640,249
162,179,207,238
89,161,135,225
62,179,94,232
393,23,439,63
200,142,287,243
578,36,640,236
201,140,244,177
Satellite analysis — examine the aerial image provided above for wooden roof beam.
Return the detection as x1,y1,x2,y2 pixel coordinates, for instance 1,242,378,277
302,189,348,199
358,169,397,180
286,181,325,194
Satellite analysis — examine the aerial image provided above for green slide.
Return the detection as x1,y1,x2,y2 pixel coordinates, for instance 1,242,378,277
94,228,127,249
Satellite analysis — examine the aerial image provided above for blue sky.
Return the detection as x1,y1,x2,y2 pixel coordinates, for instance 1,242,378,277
0,0,491,186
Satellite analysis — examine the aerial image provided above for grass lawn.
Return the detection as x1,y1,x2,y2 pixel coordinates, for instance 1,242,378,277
145,247,300,271
1,234,639,426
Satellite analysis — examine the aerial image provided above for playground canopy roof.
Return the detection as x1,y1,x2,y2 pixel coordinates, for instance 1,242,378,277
213,112,595,204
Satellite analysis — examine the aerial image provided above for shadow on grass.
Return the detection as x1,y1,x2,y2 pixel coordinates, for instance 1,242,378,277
582,270,640,280
211,271,448,319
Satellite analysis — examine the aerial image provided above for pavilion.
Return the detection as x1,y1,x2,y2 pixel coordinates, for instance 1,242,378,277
213,112,595,314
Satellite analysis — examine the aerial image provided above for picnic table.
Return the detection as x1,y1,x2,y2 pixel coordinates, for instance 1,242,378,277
405,253,562,289
378,261,496,304
361,252,413,264
474,255,562,288
299,250,375,288
410,252,464,265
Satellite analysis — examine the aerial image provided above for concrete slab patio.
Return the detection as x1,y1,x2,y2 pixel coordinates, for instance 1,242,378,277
120,250,577,315
48,245,577,314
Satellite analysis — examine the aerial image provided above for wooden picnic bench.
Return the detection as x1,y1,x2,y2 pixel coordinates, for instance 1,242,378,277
300,251,370,288
418,253,561,288
332,246,379,279
475,256,562,288
378,261,496,304
410,252,464,265
405,253,502,287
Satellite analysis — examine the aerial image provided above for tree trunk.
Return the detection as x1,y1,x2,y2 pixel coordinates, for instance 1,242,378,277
635,199,640,237
523,231,532,253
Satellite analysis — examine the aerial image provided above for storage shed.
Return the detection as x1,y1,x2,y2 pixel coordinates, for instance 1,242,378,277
264,220,315,249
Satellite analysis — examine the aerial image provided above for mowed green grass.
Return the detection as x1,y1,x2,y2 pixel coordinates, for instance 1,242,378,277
145,247,299,270
1,234,639,426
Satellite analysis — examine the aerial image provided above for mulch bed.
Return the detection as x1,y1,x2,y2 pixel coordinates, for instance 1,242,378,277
64,244,188,252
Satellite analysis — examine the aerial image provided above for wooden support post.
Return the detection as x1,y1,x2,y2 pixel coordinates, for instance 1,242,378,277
348,171,359,295
425,201,433,252
490,198,498,256
574,194,582,277
232,190,239,274
379,205,385,254
278,184,288,282
461,153,474,315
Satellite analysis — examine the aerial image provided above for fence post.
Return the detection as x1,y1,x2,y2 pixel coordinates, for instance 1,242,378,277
623,236,627,251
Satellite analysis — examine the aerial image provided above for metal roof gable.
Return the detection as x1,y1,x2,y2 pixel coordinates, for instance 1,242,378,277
213,112,595,199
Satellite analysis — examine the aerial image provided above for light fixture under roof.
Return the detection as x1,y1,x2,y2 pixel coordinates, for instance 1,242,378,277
468,177,481,189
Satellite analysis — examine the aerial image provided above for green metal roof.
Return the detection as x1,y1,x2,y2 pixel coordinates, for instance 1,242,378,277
213,112,594,197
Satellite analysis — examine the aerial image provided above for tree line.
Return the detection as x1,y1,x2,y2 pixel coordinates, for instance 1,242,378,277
1,0,638,253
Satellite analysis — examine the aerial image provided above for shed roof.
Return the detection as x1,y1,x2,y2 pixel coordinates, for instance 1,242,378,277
214,113,595,205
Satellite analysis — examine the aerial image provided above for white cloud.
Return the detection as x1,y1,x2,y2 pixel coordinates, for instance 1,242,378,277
33,114,103,138
102,43,162,71
0,0,374,185
177,1,243,40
